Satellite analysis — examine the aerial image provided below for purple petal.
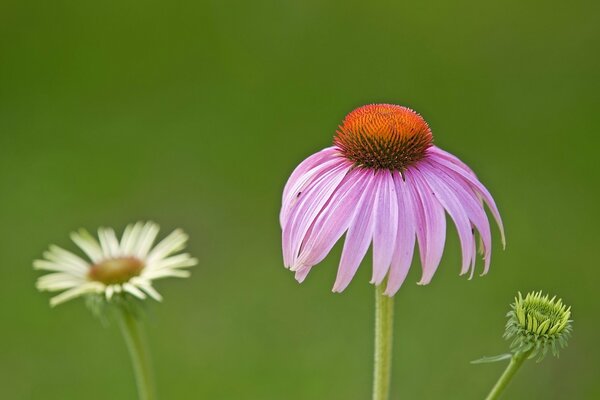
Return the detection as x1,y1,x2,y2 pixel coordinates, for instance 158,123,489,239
428,151,505,248
293,168,371,271
405,168,447,285
295,266,312,283
385,172,416,295
332,172,378,292
282,147,339,203
281,148,345,225
428,163,493,274
426,146,476,176
371,171,398,285
450,175,493,274
282,161,352,267
418,163,475,275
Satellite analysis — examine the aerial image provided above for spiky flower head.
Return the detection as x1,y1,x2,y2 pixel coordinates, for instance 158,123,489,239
504,291,572,360
334,104,433,171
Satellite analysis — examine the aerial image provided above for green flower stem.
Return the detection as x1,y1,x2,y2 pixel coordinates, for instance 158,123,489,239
373,284,394,400
118,307,156,400
485,350,532,400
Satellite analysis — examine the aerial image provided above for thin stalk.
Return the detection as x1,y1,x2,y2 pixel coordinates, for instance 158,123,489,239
484,350,532,400
373,284,395,400
118,307,156,400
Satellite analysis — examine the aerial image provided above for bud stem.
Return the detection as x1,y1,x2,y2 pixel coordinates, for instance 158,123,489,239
485,350,532,400
373,284,394,400
118,307,156,400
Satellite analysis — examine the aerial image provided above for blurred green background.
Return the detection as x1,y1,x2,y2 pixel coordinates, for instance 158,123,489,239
1,0,598,399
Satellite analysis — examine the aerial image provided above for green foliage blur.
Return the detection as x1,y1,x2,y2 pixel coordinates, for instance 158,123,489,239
1,0,598,399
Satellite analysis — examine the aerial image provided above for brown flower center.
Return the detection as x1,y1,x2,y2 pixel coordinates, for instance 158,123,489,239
334,104,433,171
88,257,144,285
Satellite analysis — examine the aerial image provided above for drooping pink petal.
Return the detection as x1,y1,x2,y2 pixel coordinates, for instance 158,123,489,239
426,146,476,176
294,266,312,283
405,168,447,285
281,147,343,224
293,168,371,271
450,175,493,274
417,163,475,275
282,147,339,201
371,171,398,285
282,161,352,267
428,152,505,248
332,173,378,292
385,171,416,296
281,157,344,223
429,163,493,275
469,231,478,278
281,156,350,229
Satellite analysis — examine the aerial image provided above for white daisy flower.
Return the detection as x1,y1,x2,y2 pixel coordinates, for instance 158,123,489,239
35,221,197,307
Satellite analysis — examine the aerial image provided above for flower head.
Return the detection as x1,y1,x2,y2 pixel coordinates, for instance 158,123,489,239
280,104,505,295
334,104,433,171
35,221,197,306
504,291,572,360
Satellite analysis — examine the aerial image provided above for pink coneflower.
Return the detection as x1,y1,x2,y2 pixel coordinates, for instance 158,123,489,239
280,104,504,296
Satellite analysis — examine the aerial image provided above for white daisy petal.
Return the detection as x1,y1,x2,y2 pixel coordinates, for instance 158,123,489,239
36,273,85,291
36,272,78,284
119,224,133,252
144,254,198,272
146,229,188,263
121,222,143,255
70,230,104,263
134,222,160,258
33,260,87,276
49,282,104,307
46,246,89,271
97,228,112,258
143,268,191,280
138,283,163,302
123,283,147,299
98,228,121,258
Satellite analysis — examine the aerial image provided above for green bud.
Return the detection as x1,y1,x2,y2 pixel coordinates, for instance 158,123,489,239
504,291,573,361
